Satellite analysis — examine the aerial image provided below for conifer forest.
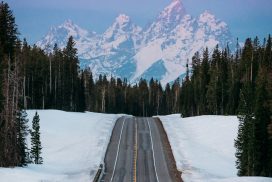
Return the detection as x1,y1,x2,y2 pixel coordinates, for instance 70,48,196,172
0,1,271,177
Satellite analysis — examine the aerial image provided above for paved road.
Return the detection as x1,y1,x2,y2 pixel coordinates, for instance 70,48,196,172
101,117,177,182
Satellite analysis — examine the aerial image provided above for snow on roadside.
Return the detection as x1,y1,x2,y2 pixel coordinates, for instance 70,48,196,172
0,110,124,182
158,114,272,182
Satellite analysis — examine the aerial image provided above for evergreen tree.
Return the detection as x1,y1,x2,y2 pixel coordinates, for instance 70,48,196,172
226,49,240,114
115,78,124,113
0,1,21,167
17,109,30,166
138,79,149,116
30,112,43,164
253,67,270,176
206,45,221,114
77,72,86,112
199,48,210,114
219,48,229,114
235,82,255,176
172,78,181,113
264,35,271,68
88,71,95,111
191,52,201,115
268,69,272,176
63,36,80,111
0,1,18,58
164,83,172,114
180,59,193,117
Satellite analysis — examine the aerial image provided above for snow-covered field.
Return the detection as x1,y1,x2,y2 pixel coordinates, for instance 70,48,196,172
1,111,271,182
0,110,123,182
158,114,272,182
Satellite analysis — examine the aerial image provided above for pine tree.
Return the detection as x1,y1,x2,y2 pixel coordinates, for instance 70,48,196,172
199,48,210,114
107,76,116,113
77,72,86,112
241,38,254,82
164,83,172,114
191,52,201,115
226,49,240,115
17,109,30,166
268,67,272,176
0,1,18,58
235,82,255,176
138,79,149,116
253,67,270,176
180,79,192,117
63,36,79,111
206,45,221,114
172,78,181,113
30,112,43,164
220,48,229,114
0,1,21,167
115,78,124,113
264,35,271,68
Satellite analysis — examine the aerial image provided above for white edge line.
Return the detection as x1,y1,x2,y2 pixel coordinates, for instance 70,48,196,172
110,117,126,182
134,117,138,182
147,118,160,182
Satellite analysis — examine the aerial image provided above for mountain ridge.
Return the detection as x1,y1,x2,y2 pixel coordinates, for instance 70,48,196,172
37,0,234,85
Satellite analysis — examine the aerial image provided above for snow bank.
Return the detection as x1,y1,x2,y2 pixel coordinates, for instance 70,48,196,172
158,114,272,182
0,110,123,182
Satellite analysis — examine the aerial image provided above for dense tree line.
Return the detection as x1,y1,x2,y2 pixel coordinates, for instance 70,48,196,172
81,73,182,116
180,36,272,177
17,39,183,116
21,37,84,112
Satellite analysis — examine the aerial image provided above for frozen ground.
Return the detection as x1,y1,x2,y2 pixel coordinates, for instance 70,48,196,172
158,114,272,182
0,110,123,182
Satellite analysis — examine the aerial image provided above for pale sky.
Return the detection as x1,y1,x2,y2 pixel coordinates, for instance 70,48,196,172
5,0,272,44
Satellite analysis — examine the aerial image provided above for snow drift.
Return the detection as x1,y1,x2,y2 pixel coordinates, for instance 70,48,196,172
0,110,123,182
158,114,272,182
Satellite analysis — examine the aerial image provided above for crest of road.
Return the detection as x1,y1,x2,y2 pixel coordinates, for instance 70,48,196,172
100,117,182,182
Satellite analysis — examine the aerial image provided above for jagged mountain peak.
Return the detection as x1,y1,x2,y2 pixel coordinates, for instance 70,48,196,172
158,0,186,21
115,14,130,25
198,10,228,32
110,14,142,32
198,10,218,25
44,19,93,40
199,10,215,18
143,0,187,42
54,19,86,34
61,19,75,27
36,19,98,57
103,14,142,41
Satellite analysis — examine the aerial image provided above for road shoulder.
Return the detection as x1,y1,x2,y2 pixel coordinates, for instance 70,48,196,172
153,117,183,182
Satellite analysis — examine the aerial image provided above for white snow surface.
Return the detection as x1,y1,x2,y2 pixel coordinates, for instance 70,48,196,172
158,114,272,182
0,110,124,182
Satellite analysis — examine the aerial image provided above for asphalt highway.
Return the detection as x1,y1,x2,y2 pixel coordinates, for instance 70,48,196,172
101,117,177,182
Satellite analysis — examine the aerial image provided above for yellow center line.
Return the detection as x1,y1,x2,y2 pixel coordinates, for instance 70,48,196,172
133,118,138,182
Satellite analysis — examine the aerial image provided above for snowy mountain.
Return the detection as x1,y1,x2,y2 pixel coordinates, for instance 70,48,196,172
36,19,98,57
37,0,233,85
